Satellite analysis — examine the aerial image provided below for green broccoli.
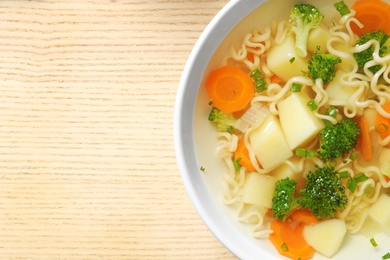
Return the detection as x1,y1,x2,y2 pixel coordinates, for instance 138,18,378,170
271,178,300,221
208,107,237,133
271,167,348,221
353,30,390,74
290,3,324,57
299,166,348,220
308,53,342,84
317,119,360,161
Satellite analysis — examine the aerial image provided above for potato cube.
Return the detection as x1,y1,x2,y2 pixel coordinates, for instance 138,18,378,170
303,219,347,258
250,114,293,170
242,172,277,208
278,92,325,149
307,25,332,53
326,70,357,102
266,36,309,82
368,193,390,236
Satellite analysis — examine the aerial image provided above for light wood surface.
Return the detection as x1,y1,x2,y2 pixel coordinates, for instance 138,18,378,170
0,0,236,258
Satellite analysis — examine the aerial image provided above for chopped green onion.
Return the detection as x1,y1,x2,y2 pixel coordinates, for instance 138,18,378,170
281,242,288,251
339,171,350,179
364,185,374,196
290,83,303,92
307,100,318,111
347,173,368,192
354,172,369,183
233,158,242,172
296,148,317,158
334,1,350,16
255,78,267,92
208,100,213,106
347,178,358,192
349,151,358,160
250,69,267,92
328,106,338,117
370,237,378,247
375,123,389,134
250,69,262,79
200,166,205,172
289,57,295,64
383,252,390,259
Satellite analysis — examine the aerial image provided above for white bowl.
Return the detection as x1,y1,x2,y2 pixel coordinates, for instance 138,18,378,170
174,0,390,259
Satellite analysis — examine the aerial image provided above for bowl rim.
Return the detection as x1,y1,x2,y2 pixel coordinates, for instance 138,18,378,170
173,0,268,259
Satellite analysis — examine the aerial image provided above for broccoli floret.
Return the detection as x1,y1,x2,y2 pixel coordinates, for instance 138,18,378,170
299,166,348,220
290,3,324,57
271,167,348,221
271,178,300,221
317,119,360,161
208,107,237,133
308,53,342,84
353,30,390,74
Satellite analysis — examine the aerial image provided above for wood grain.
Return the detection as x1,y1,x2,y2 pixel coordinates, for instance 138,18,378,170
0,0,236,258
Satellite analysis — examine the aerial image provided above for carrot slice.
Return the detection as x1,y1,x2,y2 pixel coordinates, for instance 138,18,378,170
351,0,390,36
289,209,320,226
270,74,284,85
375,102,390,141
206,66,255,114
246,52,255,63
246,47,261,63
269,219,315,260
357,116,372,162
232,105,249,119
234,138,256,172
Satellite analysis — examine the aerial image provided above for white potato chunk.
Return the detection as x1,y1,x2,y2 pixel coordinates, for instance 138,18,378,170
266,36,309,82
307,24,332,53
379,148,390,179
270,156,303,187
270,157,300,180
363,108,377,129
326,70,357,102
368,194,390,236
303,219,347,258
242,172,277,208
250,114,293,170
270,156,317,190
278,92,325,149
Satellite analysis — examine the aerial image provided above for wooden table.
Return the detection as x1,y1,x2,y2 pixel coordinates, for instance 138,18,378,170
0,0,236,258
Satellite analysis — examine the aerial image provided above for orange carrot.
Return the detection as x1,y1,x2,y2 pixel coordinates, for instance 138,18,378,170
267,208,275,217
246,52,255,63
206,66,255,114
269,219,315,260
289,209,320,226
234,138,256,172
270,74,283,85
246,47,260,63
357,116,372,162
232,105,249,119
351,0,390,36
375,102,390,141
